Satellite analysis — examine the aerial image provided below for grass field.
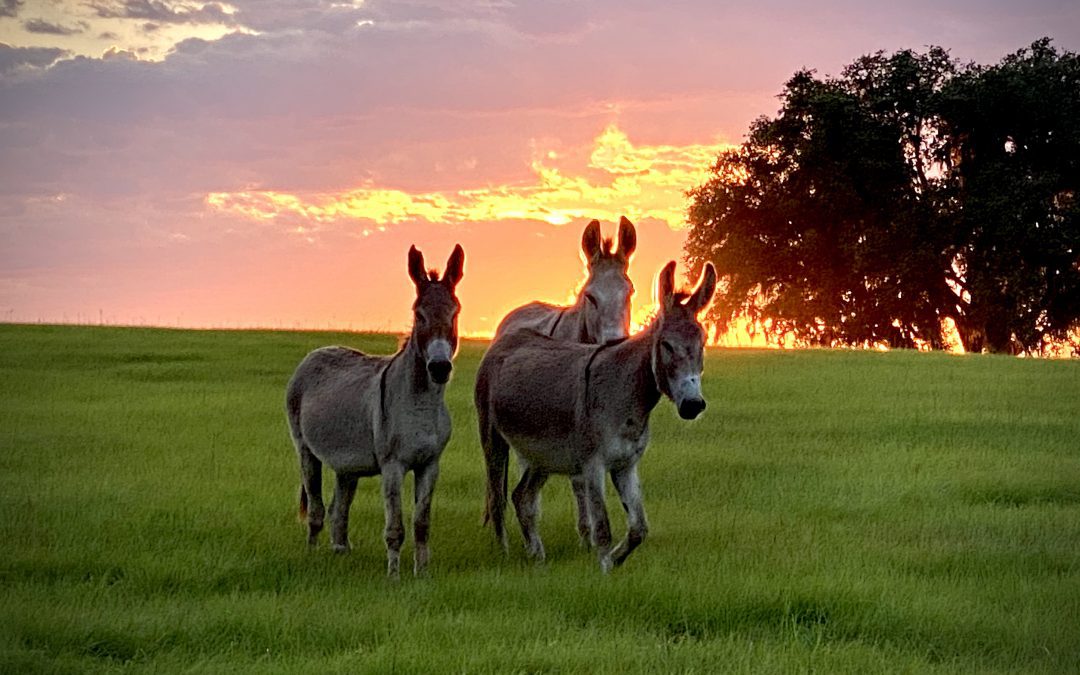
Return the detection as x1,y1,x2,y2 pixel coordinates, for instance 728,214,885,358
1,324,1078,673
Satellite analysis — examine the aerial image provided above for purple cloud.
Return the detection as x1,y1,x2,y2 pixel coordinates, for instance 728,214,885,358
0,0,21,19
87,0,238,25
0,43,70,74
22,18,88,36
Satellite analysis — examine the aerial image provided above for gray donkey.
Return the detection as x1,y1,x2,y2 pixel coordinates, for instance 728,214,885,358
286,244,464,578
494,216,636,345
487,216,637,545
477,260,717,572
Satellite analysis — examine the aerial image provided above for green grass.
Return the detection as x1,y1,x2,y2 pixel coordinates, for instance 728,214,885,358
1,324,1078,673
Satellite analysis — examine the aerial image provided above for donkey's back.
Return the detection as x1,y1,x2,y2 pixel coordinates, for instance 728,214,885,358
480,330,593,442
493,301,563,340
286,346,387,476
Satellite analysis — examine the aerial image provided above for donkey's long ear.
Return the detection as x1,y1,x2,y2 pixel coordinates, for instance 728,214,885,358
684,263,717,314
443,244,465,288
581,219,602,263
616,216,637,260
657,260,677,311
408,245,427,288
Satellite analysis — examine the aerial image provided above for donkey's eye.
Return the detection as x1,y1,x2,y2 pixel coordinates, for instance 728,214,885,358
661,340,675,355
585,294,598,307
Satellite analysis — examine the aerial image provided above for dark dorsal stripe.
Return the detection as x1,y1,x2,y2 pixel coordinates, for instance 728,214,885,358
583,336,628,405
548,309,565,338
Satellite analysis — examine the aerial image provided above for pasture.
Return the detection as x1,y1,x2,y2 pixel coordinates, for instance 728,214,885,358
1,323,1078,673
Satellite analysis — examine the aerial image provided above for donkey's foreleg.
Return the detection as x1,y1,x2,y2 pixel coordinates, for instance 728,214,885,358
570,475,593,548
610,465,648,566
329,471,359,553
511,468,549,562
412,461,440,576
380,462,406,579
581,463,613,573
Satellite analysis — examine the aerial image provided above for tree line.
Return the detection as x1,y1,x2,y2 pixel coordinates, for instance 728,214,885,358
686,38,1080,354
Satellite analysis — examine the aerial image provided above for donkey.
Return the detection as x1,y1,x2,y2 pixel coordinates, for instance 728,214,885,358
494,216,636,345
285,244,464,578
488,216,637,545
477,260,717,572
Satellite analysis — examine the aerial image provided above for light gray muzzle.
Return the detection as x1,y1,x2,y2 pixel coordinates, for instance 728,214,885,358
673,373,706,420
599,323,629,345
426,338,453,384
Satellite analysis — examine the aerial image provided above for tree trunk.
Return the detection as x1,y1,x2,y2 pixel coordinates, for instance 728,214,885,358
983,321,1013,354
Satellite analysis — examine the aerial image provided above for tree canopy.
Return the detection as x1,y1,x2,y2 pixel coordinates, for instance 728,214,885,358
686,39,1080,354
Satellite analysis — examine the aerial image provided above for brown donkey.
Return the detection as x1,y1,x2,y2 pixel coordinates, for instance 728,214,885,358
488,216,637,545
286,244,464,578
477,261,717,572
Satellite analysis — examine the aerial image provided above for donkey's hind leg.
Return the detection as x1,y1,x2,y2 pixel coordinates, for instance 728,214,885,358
329,471,360,553
512,467,549,562
296,442,325,547
481,424,511,552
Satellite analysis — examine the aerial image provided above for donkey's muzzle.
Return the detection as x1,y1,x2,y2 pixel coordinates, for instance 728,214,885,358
428,360,453,384
678,398,706,420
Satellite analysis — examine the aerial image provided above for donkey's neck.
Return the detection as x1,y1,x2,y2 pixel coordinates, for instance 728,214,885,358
396,332,442,397
593,324,661,418
559,300,592,342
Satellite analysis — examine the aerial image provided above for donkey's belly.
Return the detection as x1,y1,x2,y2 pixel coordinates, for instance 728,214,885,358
507,433,582,475
301,407,380,475
306,433,380,475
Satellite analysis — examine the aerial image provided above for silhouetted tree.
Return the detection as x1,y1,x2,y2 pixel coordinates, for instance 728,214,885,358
687,40,1080,353
936,38,1080,353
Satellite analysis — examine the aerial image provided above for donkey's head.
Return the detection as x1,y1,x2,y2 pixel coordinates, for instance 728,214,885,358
408,244,465,385
652,261,717,420
579,216,637,344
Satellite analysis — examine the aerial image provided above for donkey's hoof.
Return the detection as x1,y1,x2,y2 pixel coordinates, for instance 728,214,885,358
414,549,430,577
331,543,350,554
525,544,546,563
598,555,613,574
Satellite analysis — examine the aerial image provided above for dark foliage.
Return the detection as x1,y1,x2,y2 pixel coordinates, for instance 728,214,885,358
687,39,1080,353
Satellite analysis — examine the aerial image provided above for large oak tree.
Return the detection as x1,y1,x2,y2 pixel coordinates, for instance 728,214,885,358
686,40,1080,354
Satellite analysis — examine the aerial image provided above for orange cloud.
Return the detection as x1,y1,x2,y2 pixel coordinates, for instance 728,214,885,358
205,124,735,233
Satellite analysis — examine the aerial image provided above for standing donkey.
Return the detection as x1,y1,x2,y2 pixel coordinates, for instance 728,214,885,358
495,216,636,345
487,216,637,545
285,244,464,578
477,261,716,572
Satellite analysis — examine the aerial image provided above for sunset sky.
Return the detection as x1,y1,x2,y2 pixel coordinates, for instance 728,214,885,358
2,1,1078,338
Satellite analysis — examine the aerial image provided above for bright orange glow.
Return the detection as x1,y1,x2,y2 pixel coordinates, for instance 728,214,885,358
205,124,735,338
207,125,734,233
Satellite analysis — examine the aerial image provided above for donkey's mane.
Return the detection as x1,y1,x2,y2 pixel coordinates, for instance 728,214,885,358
601,237,615,256
427,270,439,281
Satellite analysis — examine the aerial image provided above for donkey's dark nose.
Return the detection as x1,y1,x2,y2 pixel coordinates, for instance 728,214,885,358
678,398,706,420
428,360,453,384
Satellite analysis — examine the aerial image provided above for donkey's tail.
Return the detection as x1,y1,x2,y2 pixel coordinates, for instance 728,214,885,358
298,484,309,522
